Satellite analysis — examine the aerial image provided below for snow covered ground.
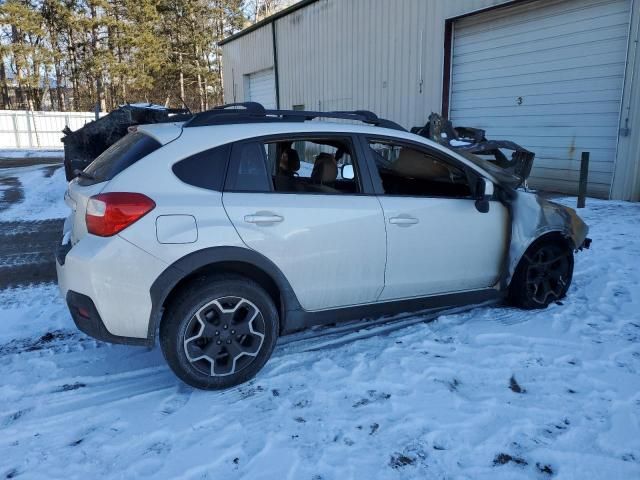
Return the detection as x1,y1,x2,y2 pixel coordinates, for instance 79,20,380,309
0,149,64,160
0,178,639,479
0,165,68,221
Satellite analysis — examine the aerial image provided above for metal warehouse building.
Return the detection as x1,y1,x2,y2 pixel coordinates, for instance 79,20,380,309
220,0,640,200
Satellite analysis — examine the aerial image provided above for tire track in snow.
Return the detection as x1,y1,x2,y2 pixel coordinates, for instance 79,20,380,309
0,219,64,289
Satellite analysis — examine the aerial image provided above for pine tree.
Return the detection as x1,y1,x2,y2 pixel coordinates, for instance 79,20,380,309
0,0,278,111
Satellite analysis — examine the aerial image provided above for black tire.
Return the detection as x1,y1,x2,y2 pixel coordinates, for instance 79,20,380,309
509,240,574,309
160,275,279,390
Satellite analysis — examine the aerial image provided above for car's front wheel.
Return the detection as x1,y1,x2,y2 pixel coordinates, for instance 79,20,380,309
509,240,574,309
160,276,279,389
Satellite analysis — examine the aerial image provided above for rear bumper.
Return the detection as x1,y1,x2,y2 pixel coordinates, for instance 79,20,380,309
66,291,149,346
56,234,168,344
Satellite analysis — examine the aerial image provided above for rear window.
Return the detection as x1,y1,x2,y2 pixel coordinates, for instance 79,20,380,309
80,132,162,185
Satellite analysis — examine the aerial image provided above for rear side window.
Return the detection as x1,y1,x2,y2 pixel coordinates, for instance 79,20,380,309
172,144,230,191
82,132,161,185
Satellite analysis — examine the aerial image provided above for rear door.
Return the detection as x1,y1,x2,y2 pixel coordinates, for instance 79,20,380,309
222,134,386,311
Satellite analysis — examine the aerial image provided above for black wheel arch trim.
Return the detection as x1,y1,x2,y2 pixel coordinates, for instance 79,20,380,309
147,246,304,343
147,246,508,345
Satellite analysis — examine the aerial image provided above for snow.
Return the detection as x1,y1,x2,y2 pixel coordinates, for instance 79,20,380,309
124,102,167,110
450,139,472,147
0,149,64,159
0,166,69,221
1,188,639,478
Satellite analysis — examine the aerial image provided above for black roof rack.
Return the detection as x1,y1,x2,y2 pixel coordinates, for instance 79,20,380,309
183,102,406,131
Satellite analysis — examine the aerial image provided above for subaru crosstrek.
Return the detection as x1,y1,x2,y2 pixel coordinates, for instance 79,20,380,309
56,103,591,389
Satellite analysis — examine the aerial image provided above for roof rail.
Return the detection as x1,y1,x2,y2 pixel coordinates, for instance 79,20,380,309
183,102,406,131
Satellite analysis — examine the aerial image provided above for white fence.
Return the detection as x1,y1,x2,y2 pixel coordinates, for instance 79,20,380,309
0,110,104,149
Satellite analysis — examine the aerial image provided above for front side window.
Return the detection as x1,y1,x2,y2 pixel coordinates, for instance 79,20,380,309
368,140,471,198
264,138,360,194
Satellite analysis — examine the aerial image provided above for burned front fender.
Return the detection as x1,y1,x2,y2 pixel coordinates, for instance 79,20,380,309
506,192,589,284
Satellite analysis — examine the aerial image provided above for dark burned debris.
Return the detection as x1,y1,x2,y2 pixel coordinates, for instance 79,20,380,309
509,375,527,394
389,453,416,469
493,453,528,466
412,112,535,188
0,329,81,356
61,104,190,180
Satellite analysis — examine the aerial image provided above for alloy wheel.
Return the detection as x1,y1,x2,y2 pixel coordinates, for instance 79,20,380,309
525,245,571,305
183,296,266,376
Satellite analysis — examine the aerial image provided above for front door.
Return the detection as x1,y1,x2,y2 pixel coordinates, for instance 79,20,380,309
222,136,386,311
365,138,509,301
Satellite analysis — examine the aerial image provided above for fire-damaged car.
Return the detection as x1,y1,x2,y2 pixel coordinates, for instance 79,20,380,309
56,102,591,390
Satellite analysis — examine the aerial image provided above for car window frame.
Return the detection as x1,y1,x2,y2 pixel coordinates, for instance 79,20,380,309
222,132,376,196
357,134,482,200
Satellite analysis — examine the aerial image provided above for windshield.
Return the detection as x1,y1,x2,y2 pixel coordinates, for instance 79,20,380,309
453,148,522,186
80,132,161,185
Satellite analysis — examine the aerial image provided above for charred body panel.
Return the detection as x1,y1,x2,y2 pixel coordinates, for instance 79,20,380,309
506,191,589,284
412,113,534,188
61,104,190,180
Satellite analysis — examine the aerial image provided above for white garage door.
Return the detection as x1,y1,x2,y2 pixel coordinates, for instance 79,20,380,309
245,68,277,109
449,0,631,197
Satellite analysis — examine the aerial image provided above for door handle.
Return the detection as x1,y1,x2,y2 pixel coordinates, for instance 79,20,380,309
244,213,284,225
389,215,419,226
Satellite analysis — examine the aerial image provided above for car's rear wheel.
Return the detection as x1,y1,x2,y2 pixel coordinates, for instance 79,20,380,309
160,276,278,389
509,240,574,309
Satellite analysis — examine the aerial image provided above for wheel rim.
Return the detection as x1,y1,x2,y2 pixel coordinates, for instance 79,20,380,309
183,296,266,377
525,245,571,305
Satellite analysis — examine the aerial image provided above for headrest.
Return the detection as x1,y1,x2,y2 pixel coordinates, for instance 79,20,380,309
311,152,337,184
392,148,450,179
281,148,300,174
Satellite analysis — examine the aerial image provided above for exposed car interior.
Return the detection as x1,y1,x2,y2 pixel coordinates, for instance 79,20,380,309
369,141,472,198
266,139,359,194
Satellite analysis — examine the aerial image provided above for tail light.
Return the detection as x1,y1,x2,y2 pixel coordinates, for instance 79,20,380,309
86,192,155,237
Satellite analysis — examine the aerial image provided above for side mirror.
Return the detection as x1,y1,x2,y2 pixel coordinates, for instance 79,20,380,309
340,163,355,180
475,178,494,213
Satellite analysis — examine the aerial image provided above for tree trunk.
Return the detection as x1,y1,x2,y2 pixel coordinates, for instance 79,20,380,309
179,52,185,102
0,62,11,109
90,4,106,112
195,59,205,112
54,60,65,111
67,27,80,111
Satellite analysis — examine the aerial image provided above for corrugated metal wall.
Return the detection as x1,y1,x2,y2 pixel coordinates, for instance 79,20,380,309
449,0,631,198
222,25,274,104
221,0,640,200
223,0,511,127
611,0,640,201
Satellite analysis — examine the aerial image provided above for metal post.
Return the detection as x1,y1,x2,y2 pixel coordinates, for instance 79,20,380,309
577,151,590,208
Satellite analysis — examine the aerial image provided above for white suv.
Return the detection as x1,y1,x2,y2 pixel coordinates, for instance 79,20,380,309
56,103,590,389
